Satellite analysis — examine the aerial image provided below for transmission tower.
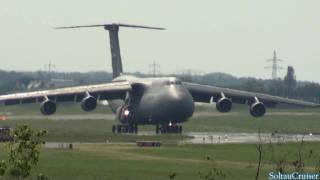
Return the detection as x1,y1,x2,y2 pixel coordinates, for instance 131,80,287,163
149,61,160,77
265,50,283,79
44,61,56,80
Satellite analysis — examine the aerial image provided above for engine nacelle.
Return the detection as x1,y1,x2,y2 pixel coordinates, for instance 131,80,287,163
81,96,97,112
40,99,57,115
250,102,266,117
216,97,232,113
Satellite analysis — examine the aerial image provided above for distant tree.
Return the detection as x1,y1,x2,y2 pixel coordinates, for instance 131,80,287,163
201,73,240,87
284,66,297,97
1,69,320,103
294,83,320,103
268,80,287,97
241,78,265,93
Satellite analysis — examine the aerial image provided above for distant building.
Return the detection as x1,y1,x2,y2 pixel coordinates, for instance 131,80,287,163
49,79,77,88
16,78,77,91
27,81,47,90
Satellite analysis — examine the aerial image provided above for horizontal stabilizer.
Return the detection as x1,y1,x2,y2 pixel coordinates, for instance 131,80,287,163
55,23,165,30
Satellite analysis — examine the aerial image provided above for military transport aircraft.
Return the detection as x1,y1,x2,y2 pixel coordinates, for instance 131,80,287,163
0,23,319,134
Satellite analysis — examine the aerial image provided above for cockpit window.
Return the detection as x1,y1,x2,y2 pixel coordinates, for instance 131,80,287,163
167,79,182,85
152,78,182,86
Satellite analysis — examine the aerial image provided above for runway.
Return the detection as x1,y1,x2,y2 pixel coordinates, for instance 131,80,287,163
44,132,320,148
4,111,320,121
182,132,320,144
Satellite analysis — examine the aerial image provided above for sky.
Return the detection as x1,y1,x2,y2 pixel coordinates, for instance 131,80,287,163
0,0,319,82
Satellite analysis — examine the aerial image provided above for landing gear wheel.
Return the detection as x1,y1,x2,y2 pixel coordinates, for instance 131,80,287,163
179,126,182,134
158,124,182,134
112,125,116,133
133,125,138,134
112,124,139,134
116,124,122,133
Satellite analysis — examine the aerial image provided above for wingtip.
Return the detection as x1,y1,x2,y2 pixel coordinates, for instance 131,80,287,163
53,26,73,30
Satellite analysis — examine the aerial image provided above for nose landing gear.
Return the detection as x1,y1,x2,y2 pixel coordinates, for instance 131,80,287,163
112,124,138,134
156,123,182,134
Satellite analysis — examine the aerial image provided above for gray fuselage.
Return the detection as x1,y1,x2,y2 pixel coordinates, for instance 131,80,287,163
108,75,195,125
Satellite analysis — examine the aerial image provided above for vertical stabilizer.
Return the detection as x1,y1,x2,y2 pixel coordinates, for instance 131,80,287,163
55,23,165,79
105,25,123,78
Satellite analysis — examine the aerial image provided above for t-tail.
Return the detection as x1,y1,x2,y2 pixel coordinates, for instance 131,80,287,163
55,23,165,79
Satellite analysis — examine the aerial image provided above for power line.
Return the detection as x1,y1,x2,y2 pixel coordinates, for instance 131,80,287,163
149,61,160,77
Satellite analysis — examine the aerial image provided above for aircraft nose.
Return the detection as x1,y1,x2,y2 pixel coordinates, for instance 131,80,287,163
156,87,195,121
140,86,195,123
168,91,190,108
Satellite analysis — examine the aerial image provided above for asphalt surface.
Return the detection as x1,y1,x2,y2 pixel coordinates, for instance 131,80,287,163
5,111,320,145
44,132,320,148
182,132,320,144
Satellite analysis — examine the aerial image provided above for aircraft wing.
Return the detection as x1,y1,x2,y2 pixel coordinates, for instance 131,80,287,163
0,81,131,106
183,82,319,107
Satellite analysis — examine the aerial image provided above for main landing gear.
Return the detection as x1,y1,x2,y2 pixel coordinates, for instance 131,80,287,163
111,123,182,134
156,124,182,134
112,124,138,134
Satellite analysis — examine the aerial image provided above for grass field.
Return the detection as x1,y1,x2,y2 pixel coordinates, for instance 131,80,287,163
0,104,320,142
0,104,320,179
1,142,320,180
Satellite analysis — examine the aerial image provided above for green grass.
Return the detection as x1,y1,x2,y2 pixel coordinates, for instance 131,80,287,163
184,114,320,134
0,118,187,142
0,104,320,142
1,142,320,180
0,105,320,179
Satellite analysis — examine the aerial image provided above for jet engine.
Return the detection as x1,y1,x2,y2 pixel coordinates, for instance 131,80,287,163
40,99,57,115
81,94,97,112
215,92,232,113
249,97,266,117
216,97,232,113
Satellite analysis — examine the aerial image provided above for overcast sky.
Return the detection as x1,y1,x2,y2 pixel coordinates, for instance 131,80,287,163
0,0,319,82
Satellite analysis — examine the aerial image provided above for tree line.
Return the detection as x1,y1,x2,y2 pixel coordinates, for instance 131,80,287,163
0,69,319,103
